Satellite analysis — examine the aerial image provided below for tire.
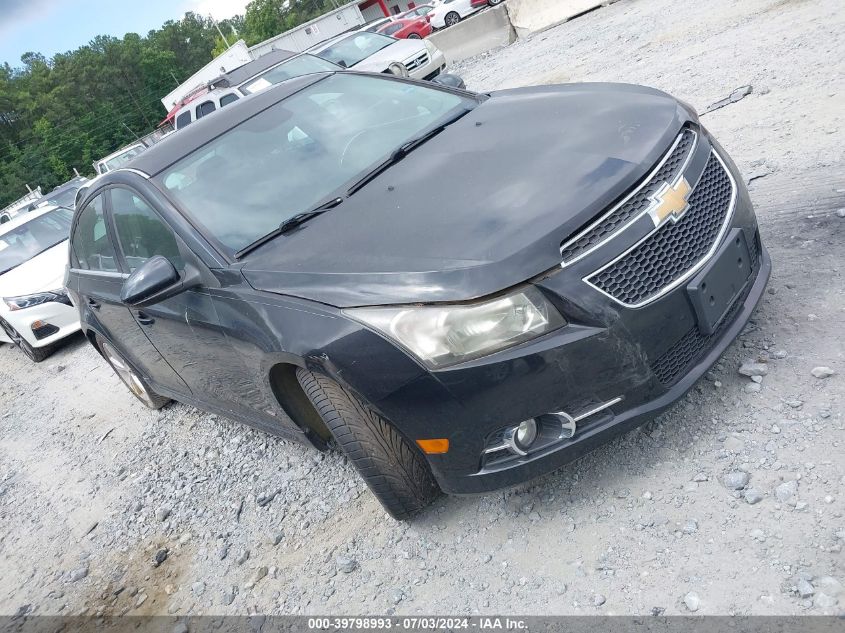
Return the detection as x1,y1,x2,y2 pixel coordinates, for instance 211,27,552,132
488,0,504,5
296,368,440,519
408,33,422,39
0,318,51,362
444,11,461,27
98,338,170,409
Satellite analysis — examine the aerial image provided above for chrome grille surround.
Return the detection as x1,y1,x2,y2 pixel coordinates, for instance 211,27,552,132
584,149,738,308
404,51,430,71
560,128,698,267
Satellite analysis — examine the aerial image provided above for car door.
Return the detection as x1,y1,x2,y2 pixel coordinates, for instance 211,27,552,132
107,186,244,407
67,191,189,395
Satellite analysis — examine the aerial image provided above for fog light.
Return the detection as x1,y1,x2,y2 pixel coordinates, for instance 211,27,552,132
515,419,538,449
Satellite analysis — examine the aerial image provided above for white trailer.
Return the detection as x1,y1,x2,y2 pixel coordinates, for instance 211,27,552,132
248,3,366,57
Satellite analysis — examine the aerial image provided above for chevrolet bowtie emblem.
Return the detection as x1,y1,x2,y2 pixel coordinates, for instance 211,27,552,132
649,177,692,227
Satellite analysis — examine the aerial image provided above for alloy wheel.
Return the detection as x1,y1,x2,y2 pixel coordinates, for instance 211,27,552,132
445,12,460,27
101,341,159,408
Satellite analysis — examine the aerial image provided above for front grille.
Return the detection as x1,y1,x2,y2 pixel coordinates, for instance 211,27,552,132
588,152,734,306
405,51,430,71
560,129,697,264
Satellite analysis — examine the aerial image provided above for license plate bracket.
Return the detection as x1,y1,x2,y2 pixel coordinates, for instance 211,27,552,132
687,228,752,335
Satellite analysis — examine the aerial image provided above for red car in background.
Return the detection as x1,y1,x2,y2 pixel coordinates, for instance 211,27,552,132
471,0,505,7
377,14,433,39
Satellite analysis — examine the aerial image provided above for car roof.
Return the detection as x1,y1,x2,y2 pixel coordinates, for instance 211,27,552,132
0,205,66,236
123,72,334,177
214,49,300,89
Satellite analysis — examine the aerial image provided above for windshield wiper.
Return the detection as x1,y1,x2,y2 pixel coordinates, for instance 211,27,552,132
347,108,473,196
234,197,344,260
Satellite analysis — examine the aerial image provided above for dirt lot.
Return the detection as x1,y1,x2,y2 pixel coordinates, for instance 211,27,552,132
2,0,844,617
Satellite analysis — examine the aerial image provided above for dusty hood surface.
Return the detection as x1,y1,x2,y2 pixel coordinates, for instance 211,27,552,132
0,241,68,299
242,82,693,307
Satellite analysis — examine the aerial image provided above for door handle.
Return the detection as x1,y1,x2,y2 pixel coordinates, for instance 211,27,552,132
135,311,155,325
86,298,100,311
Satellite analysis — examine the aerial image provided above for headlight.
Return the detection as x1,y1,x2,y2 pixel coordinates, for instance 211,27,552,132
4,289,71,311
346,287,565,369
424,40,438,55
387,61,409,77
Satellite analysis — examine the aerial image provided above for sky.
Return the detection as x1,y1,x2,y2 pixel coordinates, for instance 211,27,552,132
0,0,251,68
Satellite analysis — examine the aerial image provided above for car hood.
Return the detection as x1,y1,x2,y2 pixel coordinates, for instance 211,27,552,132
351,39,427,71
0,241,68,299
241,83,694,307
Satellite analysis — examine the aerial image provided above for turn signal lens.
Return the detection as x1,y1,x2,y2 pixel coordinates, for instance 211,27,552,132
416,438,449,454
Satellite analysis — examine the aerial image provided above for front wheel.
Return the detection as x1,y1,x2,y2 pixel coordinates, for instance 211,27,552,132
296,368,440,519
99,339,170,409
488,0,504,5
444,11,461,27
0,318,51,362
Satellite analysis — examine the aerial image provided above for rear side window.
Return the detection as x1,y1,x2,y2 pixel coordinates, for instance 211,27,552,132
176,111,192,129
220,93,239,107
71,195,118,272
383,24,403,36
196,101,216,119
111,188,182,272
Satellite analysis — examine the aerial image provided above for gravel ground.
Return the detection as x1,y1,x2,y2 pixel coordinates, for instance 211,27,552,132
2,0,845,618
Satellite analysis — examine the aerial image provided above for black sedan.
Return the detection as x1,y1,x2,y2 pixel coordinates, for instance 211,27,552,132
66,72,770,519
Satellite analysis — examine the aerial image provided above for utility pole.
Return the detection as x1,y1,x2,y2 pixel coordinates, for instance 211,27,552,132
170,70,180,87
120,69,153,129
213,19,231,48
122,122,141,141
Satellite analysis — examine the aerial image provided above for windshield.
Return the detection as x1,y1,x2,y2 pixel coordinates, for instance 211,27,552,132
0,207,73,275
157,73,475,254
102,145,145,172
43,187,81,208
313,32,395,68
240,55,340,95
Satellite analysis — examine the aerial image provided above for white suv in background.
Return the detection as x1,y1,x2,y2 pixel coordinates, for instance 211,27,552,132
308,32,447,82
0,205,79,362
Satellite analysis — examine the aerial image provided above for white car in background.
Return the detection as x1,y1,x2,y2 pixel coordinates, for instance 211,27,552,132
308,31,447,82
428,0,486,29
0,205,79,362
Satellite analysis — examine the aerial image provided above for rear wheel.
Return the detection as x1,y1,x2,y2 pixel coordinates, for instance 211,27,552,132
408,33,422,39
488,0,504,5
296,368,440,519
444,11,461,27
0,319,51,362
99,339,170,409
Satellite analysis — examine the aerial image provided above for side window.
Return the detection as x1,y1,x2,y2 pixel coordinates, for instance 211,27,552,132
111,188,183,272
219,93,239,107
384,24,403,36
71,195,119,272
196,101,216,119
176,111,192,129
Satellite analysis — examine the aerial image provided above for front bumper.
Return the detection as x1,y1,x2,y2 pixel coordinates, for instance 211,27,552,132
329,127,770,495
0,300,81,348
434,245,770,493
408,48,447,81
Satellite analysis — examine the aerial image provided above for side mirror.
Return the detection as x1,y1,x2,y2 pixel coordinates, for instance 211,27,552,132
121,255,197,307
431,73,466,90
